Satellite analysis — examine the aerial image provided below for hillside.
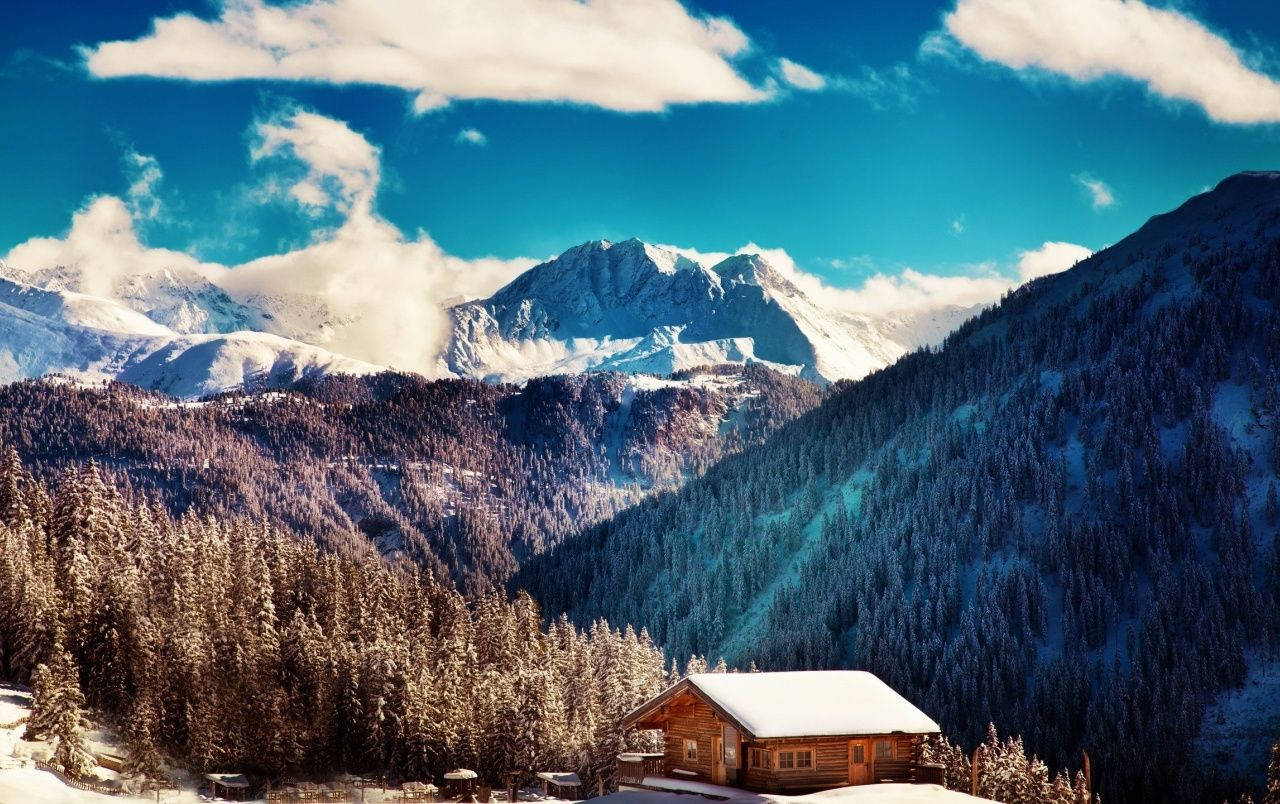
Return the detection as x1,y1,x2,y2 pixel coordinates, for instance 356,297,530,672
0,364,822,594
517,173,1280,802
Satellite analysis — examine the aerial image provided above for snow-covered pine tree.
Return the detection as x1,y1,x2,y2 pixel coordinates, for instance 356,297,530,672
1264,739,1280,804
44,641,95,778
122,690,166,783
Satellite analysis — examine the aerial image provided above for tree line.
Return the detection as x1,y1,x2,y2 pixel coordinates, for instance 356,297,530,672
0,452,670,789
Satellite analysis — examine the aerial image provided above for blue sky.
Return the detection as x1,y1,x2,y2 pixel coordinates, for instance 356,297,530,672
3,0,1280,300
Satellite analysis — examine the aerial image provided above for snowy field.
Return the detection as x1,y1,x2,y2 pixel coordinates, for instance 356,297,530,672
0,684,203,803
604,782,995,804
1,682,987,803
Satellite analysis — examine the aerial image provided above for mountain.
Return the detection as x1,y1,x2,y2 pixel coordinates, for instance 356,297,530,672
445,239,969,383
0,273,379,396
0,237,972,395
3,260,260,334
516,173,1280,801
0,363,822,594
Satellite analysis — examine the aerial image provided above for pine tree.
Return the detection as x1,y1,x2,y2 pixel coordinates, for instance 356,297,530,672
123,691,166,783
1264,739,1280,804
42,642,94,778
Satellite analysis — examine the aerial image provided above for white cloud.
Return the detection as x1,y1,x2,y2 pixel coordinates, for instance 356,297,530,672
252,109,381,215
1074,174,1116,210
456,128,488,146
950,217,966,235
82,0,772,113
1016,240,1093,281
831,63,926,108
2,111,536,376
123,150,164,221
777,58,827,91
939,0,1280,124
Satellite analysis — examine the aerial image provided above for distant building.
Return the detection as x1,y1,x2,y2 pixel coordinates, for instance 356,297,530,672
618,671,941,794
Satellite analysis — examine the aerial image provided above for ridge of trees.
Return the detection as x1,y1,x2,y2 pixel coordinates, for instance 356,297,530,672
0,365,821,596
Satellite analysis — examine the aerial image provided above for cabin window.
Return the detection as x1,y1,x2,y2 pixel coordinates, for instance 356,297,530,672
851,744,865,764
777,749,813,770
684,739,699,762
874,740,893,761
749,748,772,769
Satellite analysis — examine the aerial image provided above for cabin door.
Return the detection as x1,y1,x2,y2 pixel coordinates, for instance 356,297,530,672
848,739,871,785
712,735,726,784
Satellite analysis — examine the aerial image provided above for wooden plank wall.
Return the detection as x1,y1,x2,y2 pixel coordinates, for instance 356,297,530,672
751,737,849,793
663,699,719,780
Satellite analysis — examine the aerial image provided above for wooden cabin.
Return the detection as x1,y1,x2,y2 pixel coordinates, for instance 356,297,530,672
619,671,941,794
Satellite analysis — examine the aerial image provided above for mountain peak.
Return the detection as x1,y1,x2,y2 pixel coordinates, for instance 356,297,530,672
444,238,947,383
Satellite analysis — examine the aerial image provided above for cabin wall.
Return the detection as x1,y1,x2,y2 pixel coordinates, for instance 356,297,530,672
661,700,719,780
751,737,851,793
743,734,923,793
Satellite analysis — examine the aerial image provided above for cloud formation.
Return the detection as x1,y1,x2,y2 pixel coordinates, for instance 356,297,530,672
938,0,1280,124
1016,240,1093,281
456,128,488,146
1074,174,1116,210
777,58,827,91
123,150,164,221
252,109,381,214
3,110,536,375
82,0,772,113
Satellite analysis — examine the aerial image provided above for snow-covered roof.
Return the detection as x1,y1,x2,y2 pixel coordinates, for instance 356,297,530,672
205,773,250,787
536,772,582,787
628,671,939,739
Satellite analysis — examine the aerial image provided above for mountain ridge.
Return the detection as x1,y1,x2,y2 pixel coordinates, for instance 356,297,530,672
0,235,974,395
445,238,962,383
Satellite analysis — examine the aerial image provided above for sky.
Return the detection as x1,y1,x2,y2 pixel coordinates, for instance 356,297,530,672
3,0,1280,328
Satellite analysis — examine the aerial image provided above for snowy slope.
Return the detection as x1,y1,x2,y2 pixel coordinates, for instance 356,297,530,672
445,239,962,384
0,275,379,397
3,262,259,335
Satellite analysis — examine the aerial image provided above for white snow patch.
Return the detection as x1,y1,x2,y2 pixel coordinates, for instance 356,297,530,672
608,782,992,804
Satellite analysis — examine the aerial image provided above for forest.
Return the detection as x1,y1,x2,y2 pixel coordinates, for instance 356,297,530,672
0,452,672,790
519,177,1280,802
4,446,1280,802
0,365,821,596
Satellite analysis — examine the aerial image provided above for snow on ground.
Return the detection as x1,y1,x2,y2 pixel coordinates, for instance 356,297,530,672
607,781,993,804
0,684,206,803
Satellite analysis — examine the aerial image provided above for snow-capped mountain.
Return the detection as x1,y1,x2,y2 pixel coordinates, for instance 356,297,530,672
0,236,980,394
0,274,379,397
5,261,260,335
445,239,971,383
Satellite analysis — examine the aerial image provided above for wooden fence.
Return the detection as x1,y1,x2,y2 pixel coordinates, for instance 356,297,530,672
34,759,121,796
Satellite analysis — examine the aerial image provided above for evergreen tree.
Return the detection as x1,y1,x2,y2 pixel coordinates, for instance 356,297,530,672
42,642,94,778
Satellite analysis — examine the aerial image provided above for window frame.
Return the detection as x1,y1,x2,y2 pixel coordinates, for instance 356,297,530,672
748,747,772,769
874,739,894,762
775,747,814,772
683,738,699,762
